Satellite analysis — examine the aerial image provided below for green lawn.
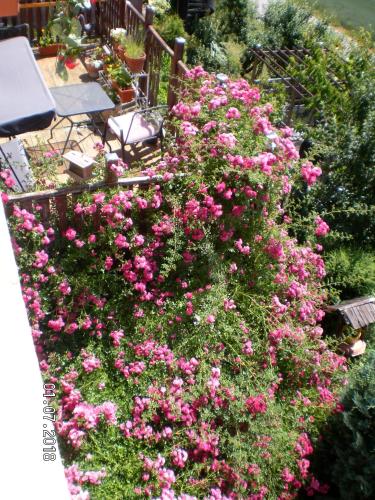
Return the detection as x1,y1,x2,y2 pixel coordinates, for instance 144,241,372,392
315,0,375,33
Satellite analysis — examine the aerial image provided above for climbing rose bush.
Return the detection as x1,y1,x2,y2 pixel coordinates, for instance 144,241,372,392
4,68,344,499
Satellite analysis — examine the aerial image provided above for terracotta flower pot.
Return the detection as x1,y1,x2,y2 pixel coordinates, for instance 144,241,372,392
124,52,146,73
86,60,102,79
39,44,64,58
111,80,119,92
116,46,126,62
0,0,19,17
117,87,135,103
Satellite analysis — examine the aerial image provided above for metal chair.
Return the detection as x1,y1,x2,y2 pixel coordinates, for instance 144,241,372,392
0,139,34,193
0,24,29,41
102,105,168,160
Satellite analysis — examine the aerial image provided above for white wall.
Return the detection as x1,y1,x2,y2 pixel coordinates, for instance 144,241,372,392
0,201,69,500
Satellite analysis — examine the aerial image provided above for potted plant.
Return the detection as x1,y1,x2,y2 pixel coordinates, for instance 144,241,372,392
123,35,146,73
86,47,104,79
108,65,135,103
103,53,116,74
50,0,87,79
38,27,63,57
110,27,127,55
116,38,127,63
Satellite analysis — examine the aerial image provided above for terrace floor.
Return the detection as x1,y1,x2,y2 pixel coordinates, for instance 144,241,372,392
0,54,161,188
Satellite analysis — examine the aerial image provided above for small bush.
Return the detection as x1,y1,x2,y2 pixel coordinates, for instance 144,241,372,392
324,247,375,301
216,0,256,43
155,13,187,48
330,350,375,499
263,0,313,47
186,17,229,72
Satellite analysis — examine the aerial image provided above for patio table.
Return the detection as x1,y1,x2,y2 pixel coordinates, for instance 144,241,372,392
0,37,56,137
49,82,115,153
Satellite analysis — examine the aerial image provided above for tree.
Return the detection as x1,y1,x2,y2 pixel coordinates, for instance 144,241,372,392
216,0,255,43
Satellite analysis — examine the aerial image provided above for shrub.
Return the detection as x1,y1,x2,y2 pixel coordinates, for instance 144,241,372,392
324,247,375,301
317,350,375,499
287,34,375,250
216,0,255,43
149,0,171,18
263,0,314,47
155,13,188,48
241,1,329,74
186,17,229,72
2,70,347,499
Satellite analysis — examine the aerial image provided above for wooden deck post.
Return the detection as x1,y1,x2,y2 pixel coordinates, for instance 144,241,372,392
130,0,142,13
141,5,154,99
105,152,120,184
167,37,185,110
144,4,154,27
119,0,125,26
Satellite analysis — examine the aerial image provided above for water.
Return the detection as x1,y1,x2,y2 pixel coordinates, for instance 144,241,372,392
315,0,375,34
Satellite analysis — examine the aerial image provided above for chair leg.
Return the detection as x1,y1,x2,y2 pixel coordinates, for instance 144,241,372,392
102,121,113,153
120,134,125,161
102,121,107,144
160,130,164,152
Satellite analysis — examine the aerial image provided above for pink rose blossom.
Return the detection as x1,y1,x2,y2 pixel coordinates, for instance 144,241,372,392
65,228,77,240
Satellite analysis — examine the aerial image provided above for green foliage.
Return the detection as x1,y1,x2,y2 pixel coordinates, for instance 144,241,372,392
186,16,228,72
50,0,87,79
108,65,132,88
330,350,375,499
38,26,58,47
324,247,375,301
263,0,313,47
241,1,329,76
149,0,171,18
123,36,145,58
216,0,255,44
156,52,170,104
288,34,375,249
155,13,187,48
249,0,327,48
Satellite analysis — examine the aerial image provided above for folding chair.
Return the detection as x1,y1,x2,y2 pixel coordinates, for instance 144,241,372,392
102,105,168,160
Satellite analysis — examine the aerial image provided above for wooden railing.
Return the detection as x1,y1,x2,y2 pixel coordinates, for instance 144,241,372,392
1,0,104,41
98,0,186,107
6,174,164,231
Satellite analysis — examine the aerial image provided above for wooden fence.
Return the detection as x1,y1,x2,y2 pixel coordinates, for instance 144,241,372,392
5,174,163,231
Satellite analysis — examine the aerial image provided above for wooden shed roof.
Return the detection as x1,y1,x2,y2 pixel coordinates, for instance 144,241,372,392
325,296,375,329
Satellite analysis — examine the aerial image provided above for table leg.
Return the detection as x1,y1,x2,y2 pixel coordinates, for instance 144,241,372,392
49,116,65,142
61,117,74,154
